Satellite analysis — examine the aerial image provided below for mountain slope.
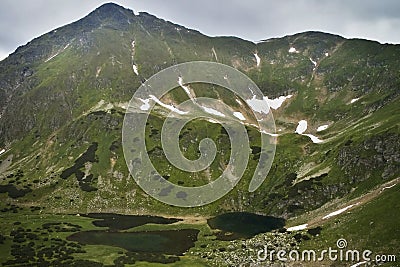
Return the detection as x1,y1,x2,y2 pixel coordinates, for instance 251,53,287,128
0,3,399,266
0,1,398,212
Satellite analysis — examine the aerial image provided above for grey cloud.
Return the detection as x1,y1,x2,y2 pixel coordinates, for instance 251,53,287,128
0,0,399,60
0,0,106,53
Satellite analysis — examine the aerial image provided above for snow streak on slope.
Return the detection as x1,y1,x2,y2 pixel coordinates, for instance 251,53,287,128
131,40,139,75
132,65,139,76
303,134,323,144
233,112,246,121
235,98,243,106
350,262,368,267
323,203,359,219
287,224,308,232
254,53,261,67
45,43,70,62
211,47,218,61
178,77,193,99
309,57,317,70
149,95,188,115
317,125,329,132
201,106,225,117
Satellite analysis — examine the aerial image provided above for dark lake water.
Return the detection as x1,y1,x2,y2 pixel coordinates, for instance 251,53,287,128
67,212,283,262
67,229,199,255
83,213,181,230
67,213,199,262
207,212,285,240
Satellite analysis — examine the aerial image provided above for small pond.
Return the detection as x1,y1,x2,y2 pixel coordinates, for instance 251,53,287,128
67,229,199,255
67,213,199,262
207,212,285,240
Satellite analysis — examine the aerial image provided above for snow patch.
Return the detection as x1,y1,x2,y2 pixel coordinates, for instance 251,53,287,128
350,98,360,104
295,120,323,143
265,95,293,109
211,47,218,61
245,94,292,113
317,125,329,132
254,53,261,67
289,47,298,53
303,134,323,144
260,130,279,137
130,40,139,75
248,87,255,95
207,119,220,124
295,120,308,134
132,65,139,76
309,57,317,67
201,106,225,117
233,112,246,121
350,262,368,267
45,52,60,62
287,224,308,232
246,95,270,114
178,77,192,98
96,67,102,78
149,95,188,115
45,43,70,62
323,204,358,219
138,98,151,111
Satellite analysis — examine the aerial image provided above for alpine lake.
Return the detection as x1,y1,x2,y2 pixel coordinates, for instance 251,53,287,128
0,210,287,265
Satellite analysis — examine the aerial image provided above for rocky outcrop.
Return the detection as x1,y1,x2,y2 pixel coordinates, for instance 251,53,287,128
338,133,400,180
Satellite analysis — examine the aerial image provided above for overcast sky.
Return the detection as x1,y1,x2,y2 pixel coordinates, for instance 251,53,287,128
0,0,399,61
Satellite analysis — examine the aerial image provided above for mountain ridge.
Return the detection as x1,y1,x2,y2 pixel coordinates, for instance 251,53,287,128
4,2,395,66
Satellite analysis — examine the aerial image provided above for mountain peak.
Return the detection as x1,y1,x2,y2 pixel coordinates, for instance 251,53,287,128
74,2,137,31
95,2,129,13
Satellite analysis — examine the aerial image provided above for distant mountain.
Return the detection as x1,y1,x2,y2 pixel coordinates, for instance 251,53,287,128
0,4,399,265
